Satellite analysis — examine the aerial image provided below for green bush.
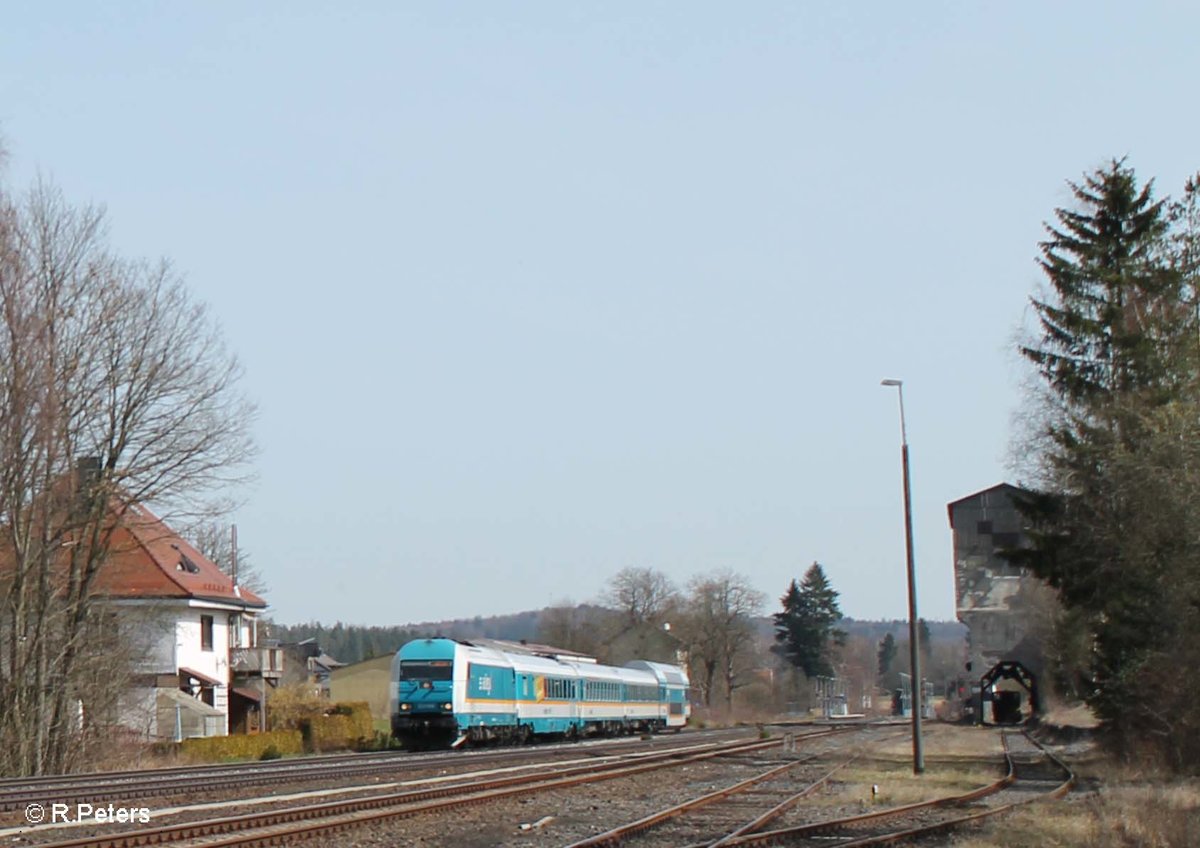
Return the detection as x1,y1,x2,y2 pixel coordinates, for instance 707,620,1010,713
180,729,303,762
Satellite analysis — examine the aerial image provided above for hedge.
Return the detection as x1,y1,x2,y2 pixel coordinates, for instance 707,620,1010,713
180,729,303,762
302,702,374,753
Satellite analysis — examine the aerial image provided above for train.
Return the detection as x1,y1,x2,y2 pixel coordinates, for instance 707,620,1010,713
389,637,691,746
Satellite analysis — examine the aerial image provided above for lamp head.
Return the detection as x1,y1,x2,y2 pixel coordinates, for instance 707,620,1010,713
881,379,902,387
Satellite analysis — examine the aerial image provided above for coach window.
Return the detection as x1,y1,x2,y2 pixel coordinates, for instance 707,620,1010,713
200,615,214,651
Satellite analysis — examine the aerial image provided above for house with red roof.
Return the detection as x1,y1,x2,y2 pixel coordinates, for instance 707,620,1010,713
94,503,280,739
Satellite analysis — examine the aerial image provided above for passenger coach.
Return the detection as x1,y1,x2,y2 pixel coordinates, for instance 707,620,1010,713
390,637,690,746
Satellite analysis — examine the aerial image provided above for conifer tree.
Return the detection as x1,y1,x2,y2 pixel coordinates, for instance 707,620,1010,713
1022,158,1179,405
1016,160,1200,769
876,632,897,681
772,562,846,679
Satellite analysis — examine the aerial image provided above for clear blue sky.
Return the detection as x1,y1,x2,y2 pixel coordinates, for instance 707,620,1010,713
3,4,1197,625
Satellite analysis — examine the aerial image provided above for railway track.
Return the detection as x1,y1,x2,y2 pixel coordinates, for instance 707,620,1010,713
566,727,1073,847
562,729,904,847
0,727,757,815
21,732,845,848
0,750,416,813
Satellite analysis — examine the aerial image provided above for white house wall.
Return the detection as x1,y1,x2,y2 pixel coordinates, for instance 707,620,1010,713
176,604,241,734
106,596,264,738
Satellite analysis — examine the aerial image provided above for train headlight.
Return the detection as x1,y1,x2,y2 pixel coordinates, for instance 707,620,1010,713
400,703,411,711
442,702,453,711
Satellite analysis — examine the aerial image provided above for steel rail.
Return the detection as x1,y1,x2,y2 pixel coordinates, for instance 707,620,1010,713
0,749,408,789
818,731,1075,848
706,731,911,848
563,755,826,848
712,729,1073,847
0,728,758,813
0,757,415,813
29,734,809,848
562,730,908,848
0,726,752,792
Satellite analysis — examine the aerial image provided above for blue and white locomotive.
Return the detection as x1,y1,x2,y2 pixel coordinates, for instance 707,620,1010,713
390,637,691,746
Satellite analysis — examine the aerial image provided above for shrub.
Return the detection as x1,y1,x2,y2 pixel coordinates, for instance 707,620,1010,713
266,683,327,732
180,729,303,763
300,702,375,753
355,730,401,752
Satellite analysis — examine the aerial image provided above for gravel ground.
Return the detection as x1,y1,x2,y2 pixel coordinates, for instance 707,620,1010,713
2,724,1059,848
338,727,897,847
335,724,1053,847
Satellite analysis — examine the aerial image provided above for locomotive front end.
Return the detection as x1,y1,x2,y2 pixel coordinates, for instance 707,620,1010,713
391,638,461,746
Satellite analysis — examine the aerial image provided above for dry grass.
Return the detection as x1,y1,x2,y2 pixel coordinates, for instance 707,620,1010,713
825,724,1009,807
842,762,1004,806
760,711,1196,847
948,720,1199,847
782,715,1197,846
952,783,1200,847
1039,702,1099,729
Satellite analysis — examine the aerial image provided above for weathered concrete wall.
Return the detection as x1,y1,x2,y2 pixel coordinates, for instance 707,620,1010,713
950,484,1048,680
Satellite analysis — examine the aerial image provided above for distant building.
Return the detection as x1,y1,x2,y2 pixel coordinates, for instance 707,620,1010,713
329,655,394,728
948,483,1049,682
280,638,344,698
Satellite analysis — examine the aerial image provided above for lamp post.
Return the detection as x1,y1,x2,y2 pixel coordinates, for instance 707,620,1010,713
881,378,924,774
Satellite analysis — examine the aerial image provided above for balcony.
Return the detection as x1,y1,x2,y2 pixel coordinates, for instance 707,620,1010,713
230,646,283,679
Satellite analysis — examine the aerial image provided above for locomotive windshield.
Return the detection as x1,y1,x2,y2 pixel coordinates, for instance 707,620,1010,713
399,660,452,680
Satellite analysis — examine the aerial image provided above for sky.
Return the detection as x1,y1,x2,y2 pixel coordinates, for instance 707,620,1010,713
2,3,1198,626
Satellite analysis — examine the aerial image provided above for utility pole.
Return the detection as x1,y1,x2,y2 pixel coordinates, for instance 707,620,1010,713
882,378,925,774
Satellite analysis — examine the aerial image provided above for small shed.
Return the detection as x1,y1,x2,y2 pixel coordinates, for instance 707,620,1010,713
156,688,226,740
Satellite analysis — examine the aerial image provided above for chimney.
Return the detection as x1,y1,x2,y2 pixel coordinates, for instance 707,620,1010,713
75,456,103,510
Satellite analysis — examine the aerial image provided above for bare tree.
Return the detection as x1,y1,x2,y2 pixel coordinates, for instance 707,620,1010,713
604,566,678,628
0,175,255,775
596,567,682,664
187,521,268,594
678,571,764,713
535,601,608,657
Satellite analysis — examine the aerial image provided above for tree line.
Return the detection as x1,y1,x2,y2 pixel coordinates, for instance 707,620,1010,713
274,563,964,718
1014,158,1200,772
312,563,949,714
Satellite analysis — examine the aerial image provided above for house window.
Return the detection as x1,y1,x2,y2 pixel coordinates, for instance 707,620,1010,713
201,615,214,651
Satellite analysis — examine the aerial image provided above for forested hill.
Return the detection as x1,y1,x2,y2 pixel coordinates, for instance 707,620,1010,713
267,611,963,666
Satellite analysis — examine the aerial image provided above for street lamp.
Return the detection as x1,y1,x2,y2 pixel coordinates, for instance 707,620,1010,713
881,378,925,774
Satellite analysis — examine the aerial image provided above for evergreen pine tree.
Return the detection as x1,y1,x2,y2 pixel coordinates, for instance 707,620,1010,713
877,632,897,681
917,618,932,664
1022,158,1178,405
1015,160,1200,765
772,562,846,678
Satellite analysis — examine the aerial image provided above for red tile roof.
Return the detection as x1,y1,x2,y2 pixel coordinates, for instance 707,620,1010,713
93,503,266,609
